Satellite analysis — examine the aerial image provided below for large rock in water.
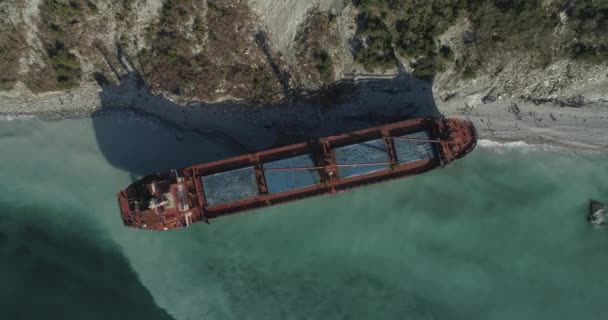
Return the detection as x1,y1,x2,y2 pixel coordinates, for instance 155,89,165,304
588,200,607,228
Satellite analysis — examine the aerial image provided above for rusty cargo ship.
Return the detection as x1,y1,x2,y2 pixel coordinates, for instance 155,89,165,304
117,118,477,230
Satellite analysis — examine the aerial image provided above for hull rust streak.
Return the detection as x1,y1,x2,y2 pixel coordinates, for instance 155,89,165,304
117,118,477,230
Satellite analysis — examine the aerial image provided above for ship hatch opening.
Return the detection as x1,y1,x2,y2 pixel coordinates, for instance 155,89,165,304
334,138,390,178
202,166,259,206
393,131,436,163
263,154,322,193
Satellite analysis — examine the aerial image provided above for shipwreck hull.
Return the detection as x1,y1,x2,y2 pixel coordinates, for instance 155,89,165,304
590,200,607,214
117,118,477,230
588,200,607,228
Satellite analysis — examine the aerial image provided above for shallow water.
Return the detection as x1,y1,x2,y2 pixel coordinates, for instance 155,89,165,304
1,116,607,320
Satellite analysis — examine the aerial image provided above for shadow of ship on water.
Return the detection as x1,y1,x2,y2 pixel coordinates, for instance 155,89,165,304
91,66,441,177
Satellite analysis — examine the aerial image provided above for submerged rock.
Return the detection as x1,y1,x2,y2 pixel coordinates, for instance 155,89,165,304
588,200,607,229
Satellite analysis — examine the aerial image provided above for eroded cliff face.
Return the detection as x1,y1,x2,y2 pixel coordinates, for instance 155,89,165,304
1,0,607,107
432,5,608,107
0,0,287,103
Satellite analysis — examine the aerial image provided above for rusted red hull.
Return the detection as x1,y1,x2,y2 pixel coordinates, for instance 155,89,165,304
117,118,477,230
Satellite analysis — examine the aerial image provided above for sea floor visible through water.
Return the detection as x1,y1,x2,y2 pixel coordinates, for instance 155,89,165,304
1,115,607,320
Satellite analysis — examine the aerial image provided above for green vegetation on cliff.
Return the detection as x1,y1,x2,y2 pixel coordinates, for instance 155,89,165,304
0,22,24,90
27,0,95,91
352,0,608,80
352,0,461,78
1,0,607,98
353,11,397,71
139,0,209,95
140,0,281,102
315,49,334,84
568,0,608,62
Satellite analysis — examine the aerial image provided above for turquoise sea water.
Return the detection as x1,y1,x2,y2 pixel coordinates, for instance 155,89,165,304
1,115,607,320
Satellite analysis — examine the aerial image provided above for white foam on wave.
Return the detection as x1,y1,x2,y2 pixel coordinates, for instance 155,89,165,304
479,139,533,150
0,114,36,121
478,139,565,153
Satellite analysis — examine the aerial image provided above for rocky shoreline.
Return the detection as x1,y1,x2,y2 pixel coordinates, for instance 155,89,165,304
441,96,608,150
3,0,607,153
1,73,607,153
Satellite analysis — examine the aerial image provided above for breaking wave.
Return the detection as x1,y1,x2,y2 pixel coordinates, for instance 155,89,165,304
478,139,566,153
0,114,36,121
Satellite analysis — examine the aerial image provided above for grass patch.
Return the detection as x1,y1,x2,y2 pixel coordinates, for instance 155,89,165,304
314,50,334,83
47,40,82,89
140,0,281,102
570,0,608,33
28,0,98,91
207,2,225,17
461,64,478,80
293,7,340,87
411,54,442,80
45,0,85,20
352,0,463,76
463,1,554,45
0,22,25,90
570,43,608,64
353,11,396,71
568,0,608,62
114,0,136,29
140,0,210,94
393,1,462,56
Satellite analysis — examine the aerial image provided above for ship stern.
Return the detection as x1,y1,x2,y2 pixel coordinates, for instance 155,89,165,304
117,189,137,228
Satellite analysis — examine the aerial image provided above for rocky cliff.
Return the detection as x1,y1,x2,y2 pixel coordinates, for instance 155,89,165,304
1,0,607,109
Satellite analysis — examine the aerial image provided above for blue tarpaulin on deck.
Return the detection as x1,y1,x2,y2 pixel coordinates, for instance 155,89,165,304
264,154,321,194
202,166,259,206
394,131,436,163
334,138,390,179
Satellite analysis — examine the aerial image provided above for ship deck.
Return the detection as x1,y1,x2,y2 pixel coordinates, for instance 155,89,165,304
118,118,477,230
188,118,442,220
